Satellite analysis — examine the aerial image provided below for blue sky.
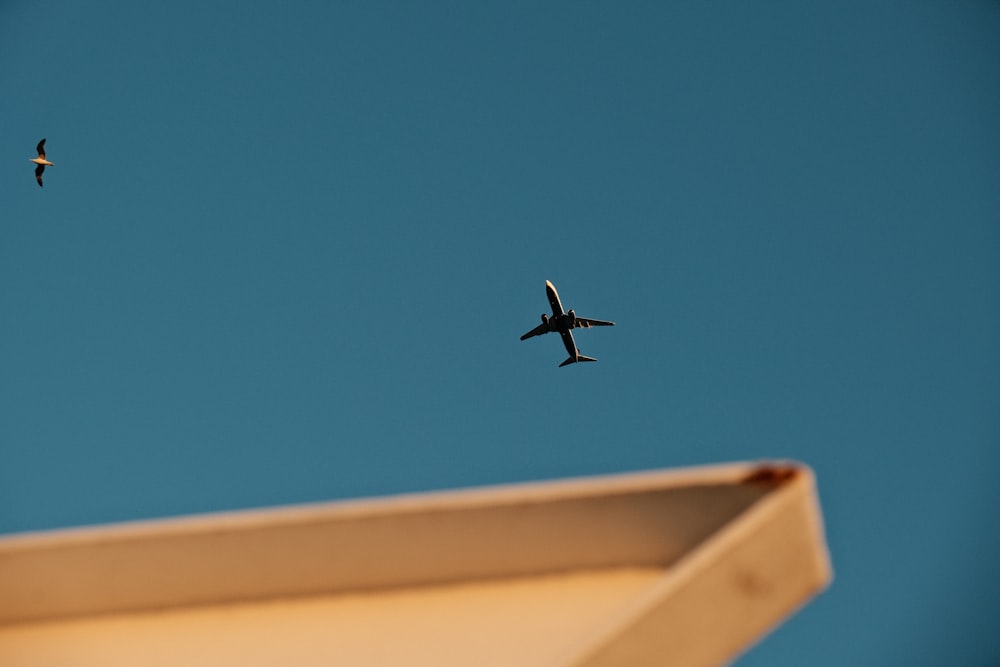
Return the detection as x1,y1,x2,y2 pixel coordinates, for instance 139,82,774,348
2,1,999,664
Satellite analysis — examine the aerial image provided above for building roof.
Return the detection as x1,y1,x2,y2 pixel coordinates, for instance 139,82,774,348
0,461,831,666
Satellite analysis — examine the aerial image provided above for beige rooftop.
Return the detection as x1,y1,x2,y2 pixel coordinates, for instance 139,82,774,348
0,461,830,666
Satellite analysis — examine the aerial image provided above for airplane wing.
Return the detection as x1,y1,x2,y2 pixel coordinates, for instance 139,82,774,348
573,317,614,329
520,322,550,341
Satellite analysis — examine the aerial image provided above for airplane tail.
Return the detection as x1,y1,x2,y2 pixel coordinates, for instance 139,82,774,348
559,355,597,367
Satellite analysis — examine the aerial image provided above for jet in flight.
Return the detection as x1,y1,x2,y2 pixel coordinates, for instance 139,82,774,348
30,139,54,188
520,280,614,367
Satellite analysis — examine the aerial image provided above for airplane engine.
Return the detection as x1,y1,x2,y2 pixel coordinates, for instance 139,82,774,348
540,314,549,325
567,309,576,326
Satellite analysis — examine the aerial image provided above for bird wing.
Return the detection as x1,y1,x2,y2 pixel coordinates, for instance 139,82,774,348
36,138,46,159
35,164,45,187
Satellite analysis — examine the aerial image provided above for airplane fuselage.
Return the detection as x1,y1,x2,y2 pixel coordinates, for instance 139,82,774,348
540,282,582,361
30,158,54,166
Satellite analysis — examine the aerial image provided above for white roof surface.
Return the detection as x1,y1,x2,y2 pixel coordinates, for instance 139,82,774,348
0,461,831,666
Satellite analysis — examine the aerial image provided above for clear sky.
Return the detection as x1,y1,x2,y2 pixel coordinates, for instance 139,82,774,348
3,1,999,664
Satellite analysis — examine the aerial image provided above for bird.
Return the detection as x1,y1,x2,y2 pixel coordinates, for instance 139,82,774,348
30,139,54,187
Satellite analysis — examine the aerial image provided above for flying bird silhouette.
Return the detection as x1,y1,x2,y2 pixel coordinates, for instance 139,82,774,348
30,139,54,187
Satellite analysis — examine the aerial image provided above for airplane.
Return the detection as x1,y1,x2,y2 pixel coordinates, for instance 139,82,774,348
520,280,614,367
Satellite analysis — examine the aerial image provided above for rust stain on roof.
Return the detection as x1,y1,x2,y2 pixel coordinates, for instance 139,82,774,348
739,464,799,487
